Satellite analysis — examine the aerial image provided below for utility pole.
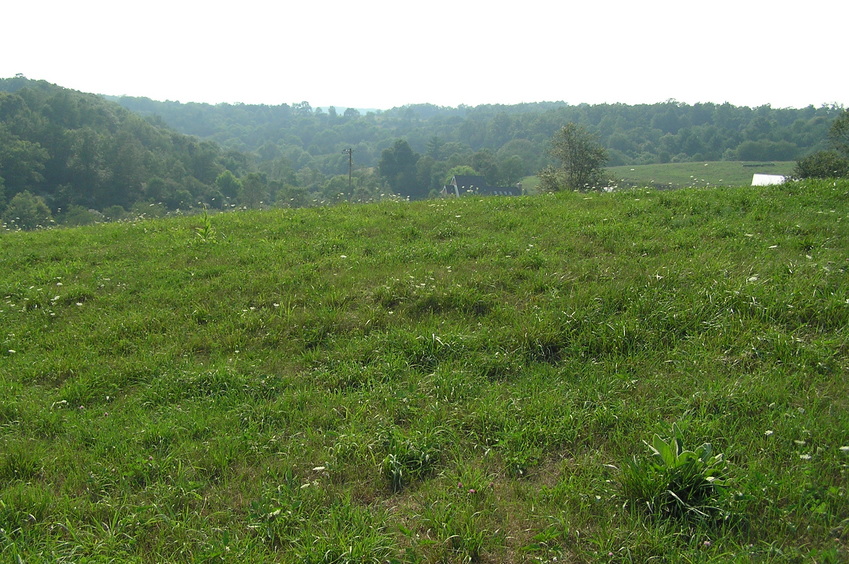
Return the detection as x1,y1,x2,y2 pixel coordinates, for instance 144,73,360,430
342,148,353,193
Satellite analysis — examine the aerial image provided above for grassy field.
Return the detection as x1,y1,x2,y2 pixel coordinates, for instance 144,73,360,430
1,180,847,562
607,161,797,189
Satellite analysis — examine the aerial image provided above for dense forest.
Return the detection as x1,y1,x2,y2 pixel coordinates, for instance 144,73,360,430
111,91,841,173
0,78,248,228
0,76,844,228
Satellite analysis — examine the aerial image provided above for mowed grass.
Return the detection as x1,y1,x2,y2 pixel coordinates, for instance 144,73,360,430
1,179,847,562
608,161,797,189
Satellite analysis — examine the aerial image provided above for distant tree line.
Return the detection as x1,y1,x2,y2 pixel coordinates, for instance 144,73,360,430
1,77,846,228
109,91,844,199
111,92,842,168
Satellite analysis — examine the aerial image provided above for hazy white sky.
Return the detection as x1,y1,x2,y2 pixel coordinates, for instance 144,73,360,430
5,0,847,110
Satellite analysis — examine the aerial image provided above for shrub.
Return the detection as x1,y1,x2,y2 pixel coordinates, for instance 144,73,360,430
794,150,849,179
2,190,53,230
56,205,103,226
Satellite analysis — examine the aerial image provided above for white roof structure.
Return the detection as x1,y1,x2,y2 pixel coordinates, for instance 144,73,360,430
752,174,786,186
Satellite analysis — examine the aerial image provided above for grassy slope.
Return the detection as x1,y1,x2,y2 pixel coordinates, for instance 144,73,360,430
607,161,797,189
1,181,847,562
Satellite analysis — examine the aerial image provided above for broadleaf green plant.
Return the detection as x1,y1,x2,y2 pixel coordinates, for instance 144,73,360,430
622,423,729,521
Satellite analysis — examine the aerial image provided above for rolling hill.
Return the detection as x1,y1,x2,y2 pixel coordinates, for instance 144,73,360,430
2,179,847,561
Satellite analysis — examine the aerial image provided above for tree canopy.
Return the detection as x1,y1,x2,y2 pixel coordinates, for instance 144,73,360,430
539,123,609,191
2,190,53,230
378,140,427,199
828,110,849,157
794,109,849,179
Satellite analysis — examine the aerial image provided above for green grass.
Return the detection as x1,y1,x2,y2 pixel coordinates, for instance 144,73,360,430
607,161,797,189
1,179,848,562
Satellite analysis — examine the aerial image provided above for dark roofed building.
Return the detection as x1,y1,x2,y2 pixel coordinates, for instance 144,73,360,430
442,175,522,198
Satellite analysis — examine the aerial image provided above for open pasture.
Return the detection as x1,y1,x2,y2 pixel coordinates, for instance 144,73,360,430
1,179,847,562
607,161,797,189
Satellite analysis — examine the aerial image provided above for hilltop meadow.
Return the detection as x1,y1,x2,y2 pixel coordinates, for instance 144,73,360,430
1,179,848,562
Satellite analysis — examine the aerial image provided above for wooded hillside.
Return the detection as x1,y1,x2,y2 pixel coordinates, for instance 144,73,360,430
108,92,846,199
0,78,245,225
0,77,844,224
113,94,841,170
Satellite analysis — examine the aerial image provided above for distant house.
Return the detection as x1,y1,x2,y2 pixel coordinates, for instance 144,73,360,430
442,175,522,197
752,174,787,186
